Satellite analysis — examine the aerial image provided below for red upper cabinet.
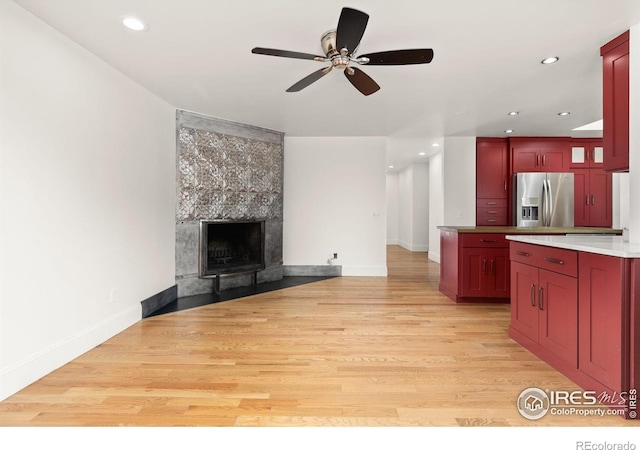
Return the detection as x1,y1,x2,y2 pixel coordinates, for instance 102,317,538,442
477,138,509,198
601,31,630,172
511,137,571,173
570,138,604,169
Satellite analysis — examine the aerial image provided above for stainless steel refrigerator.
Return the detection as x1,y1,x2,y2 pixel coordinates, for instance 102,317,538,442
514,172,574,227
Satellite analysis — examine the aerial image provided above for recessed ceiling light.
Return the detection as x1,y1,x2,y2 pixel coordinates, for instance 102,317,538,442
122,16,148,31
419,152,426,156
388,165,394,169
541,56,559,65
507,111,519,116
558,111,571,116
432,143,440,147
505,129,514,134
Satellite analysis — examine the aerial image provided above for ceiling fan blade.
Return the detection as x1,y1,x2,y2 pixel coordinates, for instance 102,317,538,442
286,67,332,92
335,7,369,54
252,47,324,61
358,49,434,65
344,67,380,96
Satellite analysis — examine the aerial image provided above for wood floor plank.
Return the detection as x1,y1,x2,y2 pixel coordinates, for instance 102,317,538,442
0,246,636,427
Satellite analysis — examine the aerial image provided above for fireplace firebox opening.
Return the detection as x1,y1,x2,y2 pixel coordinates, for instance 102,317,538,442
199,220,265,279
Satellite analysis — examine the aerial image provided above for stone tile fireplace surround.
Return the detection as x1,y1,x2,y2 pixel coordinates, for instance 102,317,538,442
175,110,284,297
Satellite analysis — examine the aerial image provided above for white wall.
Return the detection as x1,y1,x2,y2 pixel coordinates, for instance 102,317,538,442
628,23,640,243
443,137,477,226
283,137,387,276
395,164,429,252
428,152,444,263
0,2,176,400
411,164,429,252
427,138,476,264
386,173,399,245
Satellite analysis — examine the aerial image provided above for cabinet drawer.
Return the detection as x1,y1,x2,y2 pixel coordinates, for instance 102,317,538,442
461,233,508,248
476,215,508,226
476,199,508,208
510,242,578,277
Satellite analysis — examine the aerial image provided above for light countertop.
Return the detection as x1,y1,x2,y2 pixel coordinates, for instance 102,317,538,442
506,234,640,258
437,226,621,234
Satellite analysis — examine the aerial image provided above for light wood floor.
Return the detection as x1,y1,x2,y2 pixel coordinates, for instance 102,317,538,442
0,246,636,427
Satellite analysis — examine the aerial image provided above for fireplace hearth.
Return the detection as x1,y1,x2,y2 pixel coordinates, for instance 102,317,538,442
199,220,265,279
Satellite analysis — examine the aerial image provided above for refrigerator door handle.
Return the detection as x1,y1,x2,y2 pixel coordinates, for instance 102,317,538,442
545,179,553,226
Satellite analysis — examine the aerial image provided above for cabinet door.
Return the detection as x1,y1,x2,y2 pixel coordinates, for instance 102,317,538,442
460,248,486,297
510,261,539,340
573,169,589,227
477,139,508,199
538,269,578,366
588,169,612,227
512,147,540,172
579,253,624,391
485,248,510,298
539,147,569,172
601,31,629,172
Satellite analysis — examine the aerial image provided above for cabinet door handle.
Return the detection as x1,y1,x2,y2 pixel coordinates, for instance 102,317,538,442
530,284,536,307
591,148,595,162
543,155,546,166
482,259,487,275
480,239,497,242
591,194,595,205
538,287,544,310
544,257,565,265
516,251,530,257
504,180,507,191
586,195,590,206
490,259,495,276
536,154,540,166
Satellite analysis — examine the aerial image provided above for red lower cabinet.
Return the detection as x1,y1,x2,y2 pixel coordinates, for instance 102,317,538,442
578,252,625,392
509,241,639,420
510,259,578,366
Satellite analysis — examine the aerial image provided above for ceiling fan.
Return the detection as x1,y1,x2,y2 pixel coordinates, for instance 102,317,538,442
251,7,434,96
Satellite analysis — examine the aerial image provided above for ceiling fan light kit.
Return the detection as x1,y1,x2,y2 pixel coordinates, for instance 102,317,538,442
251,7,434,96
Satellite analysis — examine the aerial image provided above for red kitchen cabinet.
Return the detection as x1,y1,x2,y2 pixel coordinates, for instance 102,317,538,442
601,31,629,172
573,168,612,227
511,137,571,173
578,253,626,392
510,246,578,366
570,138,604,169
476,138,509,226
460,247,510,298
439,230,510,303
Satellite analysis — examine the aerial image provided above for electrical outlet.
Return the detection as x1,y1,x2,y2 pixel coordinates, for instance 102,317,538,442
334,253,338,259
109,288,118,303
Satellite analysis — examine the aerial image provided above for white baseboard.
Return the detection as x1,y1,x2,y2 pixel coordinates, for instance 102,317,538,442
0,304,141,401
398,241,429,252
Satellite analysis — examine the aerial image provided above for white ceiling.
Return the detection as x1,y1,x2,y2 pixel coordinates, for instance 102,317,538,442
13,0,640,170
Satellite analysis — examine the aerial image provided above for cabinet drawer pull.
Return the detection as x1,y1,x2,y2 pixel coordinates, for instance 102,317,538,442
530,284,536,307
544,257,565,265
480,239,497,243
539,287,544,310
486,202,497,205
487,219,497,223
516,251,530,257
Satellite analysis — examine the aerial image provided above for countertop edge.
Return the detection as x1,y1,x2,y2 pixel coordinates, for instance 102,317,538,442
437,226,622,235
505,235,640,258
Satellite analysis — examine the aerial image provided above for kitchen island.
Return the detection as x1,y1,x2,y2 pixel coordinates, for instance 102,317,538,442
506,234,639,420
437,226,620,303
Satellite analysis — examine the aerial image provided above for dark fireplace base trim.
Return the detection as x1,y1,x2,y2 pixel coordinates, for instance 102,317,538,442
176,265,284,297
141,284,178,318
283,265,342,277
